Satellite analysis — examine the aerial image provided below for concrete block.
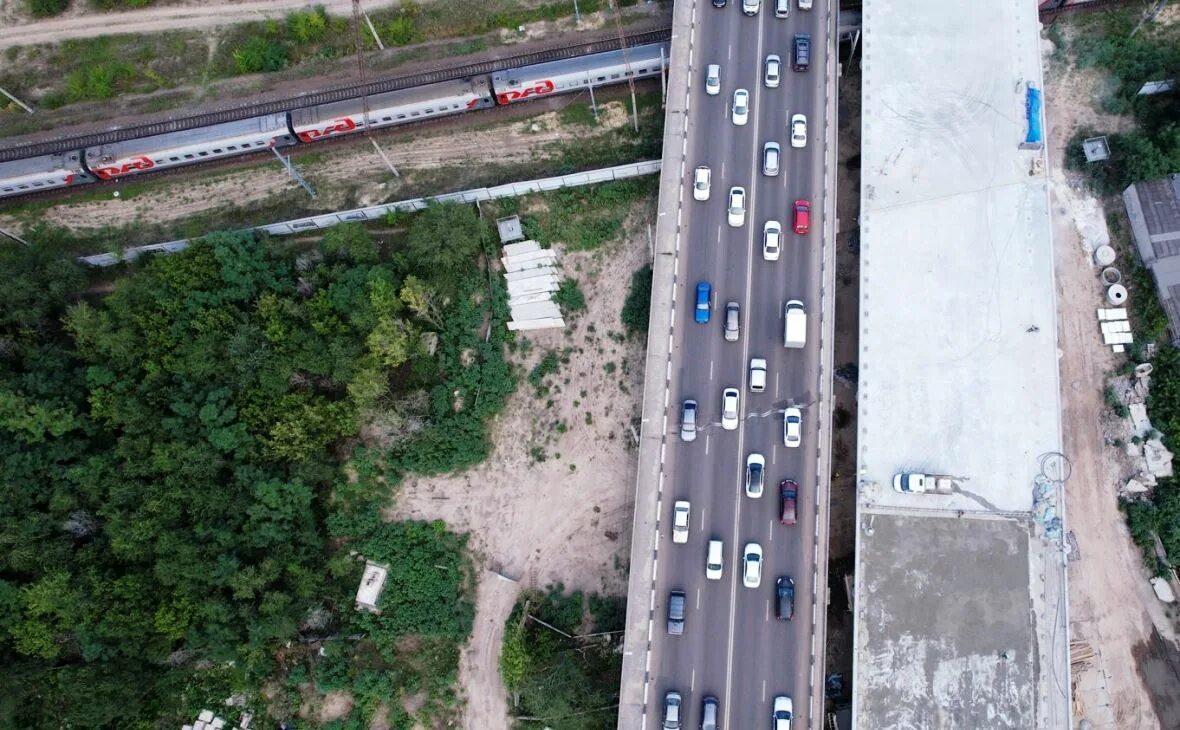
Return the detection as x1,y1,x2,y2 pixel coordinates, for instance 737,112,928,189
507,317,565,331
199,711,215,723
1144,438,1175,478
1125,478,1149,494
502,240,540,256
1128,403,1152,438
1150,577,1176,603
510,302,562,320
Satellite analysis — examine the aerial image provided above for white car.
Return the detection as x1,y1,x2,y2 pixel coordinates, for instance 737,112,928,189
705,63,721,96
742,542,763,588
764,54,781,88
745,453,766,498
672,500,691,543
798,0,812,9
790,113,807,148
773,696,794,730
693,165,711,201
742,0,761,16
783,406,802,447
732,88,750,126
763,141,781,176
721,388,740,431
763,220,782,261
727,186,747,227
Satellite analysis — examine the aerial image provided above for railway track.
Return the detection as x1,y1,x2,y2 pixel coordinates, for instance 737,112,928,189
0,26,672,162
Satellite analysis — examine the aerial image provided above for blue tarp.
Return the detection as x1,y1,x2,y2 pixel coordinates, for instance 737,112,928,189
1025,86,1043,145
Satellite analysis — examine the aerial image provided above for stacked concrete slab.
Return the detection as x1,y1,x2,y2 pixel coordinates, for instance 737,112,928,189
502,240,564,331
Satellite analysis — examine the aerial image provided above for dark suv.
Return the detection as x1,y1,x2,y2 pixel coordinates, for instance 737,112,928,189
776,577,795,621
793,33,811,71
667,591,686,635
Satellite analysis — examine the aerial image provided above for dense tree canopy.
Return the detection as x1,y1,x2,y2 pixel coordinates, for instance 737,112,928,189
0,210,510,727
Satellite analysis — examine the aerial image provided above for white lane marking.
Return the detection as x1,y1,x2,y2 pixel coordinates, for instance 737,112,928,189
721,161,726,177
768,520,774,542
762,679,767,703
705,432,710,455
765,599,770,622
699,508,706,531
775,371,781,397
772,446,778,465
691,669,697,692
696,588,701,610
728,44,733,60
709,360,715,381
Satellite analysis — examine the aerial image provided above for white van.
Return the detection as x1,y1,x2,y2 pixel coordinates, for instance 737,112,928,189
775,0,789,18
784,300,807,348
706,540,724,580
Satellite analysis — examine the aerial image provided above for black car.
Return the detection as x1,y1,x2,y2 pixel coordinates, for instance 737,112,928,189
793,33,811,71
776,576,795,621
667,590,686,635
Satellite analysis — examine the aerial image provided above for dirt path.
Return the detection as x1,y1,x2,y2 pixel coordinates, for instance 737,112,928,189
1043,26,1180,729
386,203,652,729
0,0,397,49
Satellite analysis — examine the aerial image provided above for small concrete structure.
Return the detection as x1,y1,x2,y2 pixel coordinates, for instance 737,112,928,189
496,215,525,244
1123,173,1180,342
1082,136,1110,162
355,561,389,614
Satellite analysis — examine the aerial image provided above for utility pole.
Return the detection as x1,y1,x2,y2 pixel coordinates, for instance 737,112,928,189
353,0,399,176
607,0,640,132
360,5,385,49
585,71,599,123
0,228,30,247
0,87,33,114
270,146,316,199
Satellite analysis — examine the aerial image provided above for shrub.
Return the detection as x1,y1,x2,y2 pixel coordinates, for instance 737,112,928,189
621,263,653,337
554,278,587,316
287,6,329,43
232,37,289,74
25,0,69,16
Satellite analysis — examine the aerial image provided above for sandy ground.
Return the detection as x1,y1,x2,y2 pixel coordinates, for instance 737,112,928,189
385,200,653,730
1042,26,1180,730
0,98,635,234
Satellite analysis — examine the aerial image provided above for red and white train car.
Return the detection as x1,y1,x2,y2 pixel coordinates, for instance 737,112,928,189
0,151,94,197
82,113,296,181
288,77,495,143
490,43,669,106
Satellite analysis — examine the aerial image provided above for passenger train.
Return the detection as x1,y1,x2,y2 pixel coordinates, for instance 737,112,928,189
0,43,669,200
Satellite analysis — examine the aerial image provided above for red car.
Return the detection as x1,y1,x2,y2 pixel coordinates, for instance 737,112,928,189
780,479,798,525
793,199,810,234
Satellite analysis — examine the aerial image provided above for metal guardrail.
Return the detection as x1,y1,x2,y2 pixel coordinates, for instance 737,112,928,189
77,160,662,267
0,27,673,162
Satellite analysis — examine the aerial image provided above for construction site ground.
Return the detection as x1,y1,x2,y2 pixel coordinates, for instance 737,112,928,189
1043,20,1180,730
386,197,654,730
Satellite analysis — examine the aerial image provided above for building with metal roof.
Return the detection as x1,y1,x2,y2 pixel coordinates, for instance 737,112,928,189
1124,173,1180,341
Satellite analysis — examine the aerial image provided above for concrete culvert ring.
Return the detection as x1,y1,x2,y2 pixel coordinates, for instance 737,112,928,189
1094,245,1116,266
1107,284,1128,305
1101,267,1122,285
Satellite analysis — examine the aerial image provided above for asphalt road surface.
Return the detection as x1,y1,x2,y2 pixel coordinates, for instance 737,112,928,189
646,1,828,728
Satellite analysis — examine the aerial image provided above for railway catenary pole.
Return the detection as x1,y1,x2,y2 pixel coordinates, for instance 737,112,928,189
585,71,599,123
353,0,399,177
606,0,640,132
0,87,33,114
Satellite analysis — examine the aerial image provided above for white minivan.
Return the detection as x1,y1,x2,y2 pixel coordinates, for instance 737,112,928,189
706,540,724,580
775,0,789,18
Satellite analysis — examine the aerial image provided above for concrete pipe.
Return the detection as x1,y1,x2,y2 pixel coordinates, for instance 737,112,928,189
1107,284,1128,305
1094,245,1116,266
1101,267,1122,285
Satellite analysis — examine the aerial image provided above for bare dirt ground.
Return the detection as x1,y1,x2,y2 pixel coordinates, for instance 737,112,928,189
385,200,654,730
1042,24,1180,730
0,96,637,235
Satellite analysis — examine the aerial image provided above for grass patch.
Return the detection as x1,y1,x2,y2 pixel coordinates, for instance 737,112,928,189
555,278,587,316
521,177,657,251
621,263,653,338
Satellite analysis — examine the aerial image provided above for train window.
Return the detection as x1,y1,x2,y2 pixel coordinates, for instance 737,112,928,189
198,151,208,157
184,154,195,159
213,149,222,153
411,111,420,117
597,76,606,82
170,157,179,162
611,73,620,80
397,114,406,119
426,108,434,114
18,185,28,190
227,146,237,151
382,116,392,122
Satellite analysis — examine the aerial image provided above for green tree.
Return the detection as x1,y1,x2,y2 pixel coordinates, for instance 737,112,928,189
404,203,485,294
232,37,289,74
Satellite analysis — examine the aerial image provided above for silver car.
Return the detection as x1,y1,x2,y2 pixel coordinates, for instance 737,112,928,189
765,54,782,88
732,88,750,126
681,399,698,442
663,691,682,729
724,301,740,342
763,141,781,176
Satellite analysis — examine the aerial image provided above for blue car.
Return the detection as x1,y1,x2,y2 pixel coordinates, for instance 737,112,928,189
695,281,712,324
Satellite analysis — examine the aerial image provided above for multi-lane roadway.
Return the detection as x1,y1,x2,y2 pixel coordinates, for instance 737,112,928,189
646,1,829,728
